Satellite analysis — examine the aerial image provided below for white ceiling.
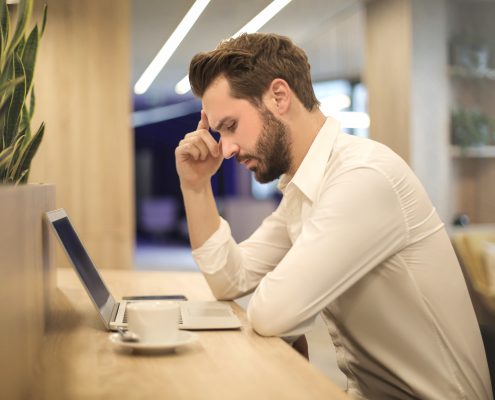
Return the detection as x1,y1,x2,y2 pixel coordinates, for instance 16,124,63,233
132,0,364,107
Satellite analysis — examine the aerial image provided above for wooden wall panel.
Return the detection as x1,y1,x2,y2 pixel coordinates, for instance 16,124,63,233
365,0,411,163
365,0,452,224
30,0,134,269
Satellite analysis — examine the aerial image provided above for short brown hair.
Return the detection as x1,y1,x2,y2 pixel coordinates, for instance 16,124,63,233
189,33,319,111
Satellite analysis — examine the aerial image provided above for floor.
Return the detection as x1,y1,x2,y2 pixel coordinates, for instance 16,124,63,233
134,244,347,390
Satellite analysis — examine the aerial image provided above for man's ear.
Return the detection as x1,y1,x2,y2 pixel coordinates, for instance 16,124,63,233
268,78,291,115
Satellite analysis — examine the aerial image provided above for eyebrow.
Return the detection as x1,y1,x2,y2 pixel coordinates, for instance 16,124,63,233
212,117,233,132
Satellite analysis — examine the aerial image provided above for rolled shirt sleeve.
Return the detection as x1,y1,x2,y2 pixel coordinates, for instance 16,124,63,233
192,207,292,300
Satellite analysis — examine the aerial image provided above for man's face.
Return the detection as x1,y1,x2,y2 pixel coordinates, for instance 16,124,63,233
203,76,292,183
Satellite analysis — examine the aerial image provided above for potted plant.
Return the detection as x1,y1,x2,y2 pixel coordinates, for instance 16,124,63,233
0,2,54,397
451,107,495,149
450,31,491,72
0,0,46,181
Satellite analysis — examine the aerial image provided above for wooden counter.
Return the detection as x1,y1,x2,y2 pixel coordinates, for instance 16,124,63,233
32,268,349,400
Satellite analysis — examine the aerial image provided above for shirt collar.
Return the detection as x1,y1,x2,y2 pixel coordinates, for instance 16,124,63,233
278,117,339,202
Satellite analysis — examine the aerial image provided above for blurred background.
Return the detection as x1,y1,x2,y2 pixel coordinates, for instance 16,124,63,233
25,0,495,386
28,0,495,271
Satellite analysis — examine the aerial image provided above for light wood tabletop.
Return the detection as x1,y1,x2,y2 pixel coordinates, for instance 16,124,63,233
32,268,350,400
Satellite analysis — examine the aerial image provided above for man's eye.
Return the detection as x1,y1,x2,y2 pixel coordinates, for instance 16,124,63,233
227,122,237,131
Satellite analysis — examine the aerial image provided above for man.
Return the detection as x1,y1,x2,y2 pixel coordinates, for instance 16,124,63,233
175,33,492,399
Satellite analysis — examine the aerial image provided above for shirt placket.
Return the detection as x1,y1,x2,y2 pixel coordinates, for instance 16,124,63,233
322,305,361,396
285,187,304,243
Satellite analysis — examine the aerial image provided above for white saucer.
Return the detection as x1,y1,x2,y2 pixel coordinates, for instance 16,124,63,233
109,331,198,353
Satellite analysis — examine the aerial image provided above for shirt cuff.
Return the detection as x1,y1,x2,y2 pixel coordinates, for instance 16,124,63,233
191,217,232,273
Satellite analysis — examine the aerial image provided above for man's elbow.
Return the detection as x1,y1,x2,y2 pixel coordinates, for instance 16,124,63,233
203,274,247,301
247,304,289,337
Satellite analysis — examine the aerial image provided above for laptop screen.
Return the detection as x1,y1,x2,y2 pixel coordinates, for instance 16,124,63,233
50,213,116,325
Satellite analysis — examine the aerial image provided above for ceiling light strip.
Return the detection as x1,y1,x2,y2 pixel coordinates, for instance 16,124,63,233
175,0,293,95
233,0,292,37
134,0,211,95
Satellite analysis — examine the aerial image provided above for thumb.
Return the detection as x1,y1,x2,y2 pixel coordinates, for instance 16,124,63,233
197,110,210,131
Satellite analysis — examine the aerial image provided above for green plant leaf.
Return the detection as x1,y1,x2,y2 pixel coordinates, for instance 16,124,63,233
16,35,25,57
0,75,24,93
0,91,31,149
4,53,26,147
0,117,3,149
0,76,24,101
15,168,28,184
0,23,3,66
11,121,43,182
28,85,34,118
0,50,14,88
0,144,14,169
19,103,30,139
21,25,37,93
0,0,9,66
6,129,25,175
0,78,24,146
0,0,46,185
40,4,47,37
0,1,7,39
4,0,32,63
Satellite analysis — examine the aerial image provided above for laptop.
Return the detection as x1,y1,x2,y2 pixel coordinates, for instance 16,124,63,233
45,208,241,331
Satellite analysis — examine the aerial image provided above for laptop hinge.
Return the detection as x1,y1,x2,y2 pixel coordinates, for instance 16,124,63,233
109,303,120,325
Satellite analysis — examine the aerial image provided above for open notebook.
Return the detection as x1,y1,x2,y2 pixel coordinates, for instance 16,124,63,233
45,208,241,331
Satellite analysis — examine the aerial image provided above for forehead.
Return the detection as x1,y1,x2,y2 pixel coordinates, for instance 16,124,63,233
202,76,257,128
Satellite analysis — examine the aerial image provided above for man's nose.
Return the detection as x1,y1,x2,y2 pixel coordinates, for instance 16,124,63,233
220,138,240,160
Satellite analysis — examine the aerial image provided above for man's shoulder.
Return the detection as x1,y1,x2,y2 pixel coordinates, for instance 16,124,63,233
330,133,405,171
323,133,417,198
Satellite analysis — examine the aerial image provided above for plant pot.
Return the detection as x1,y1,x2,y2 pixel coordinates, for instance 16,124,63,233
0,183,55,399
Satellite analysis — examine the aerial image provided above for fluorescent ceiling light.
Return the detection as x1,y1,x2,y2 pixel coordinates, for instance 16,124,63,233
232,0,292,37
175,0,293,95
134,0,210,95
175,75,192,95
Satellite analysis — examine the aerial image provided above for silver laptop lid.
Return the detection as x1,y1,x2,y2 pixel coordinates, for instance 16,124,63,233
45,208,116,329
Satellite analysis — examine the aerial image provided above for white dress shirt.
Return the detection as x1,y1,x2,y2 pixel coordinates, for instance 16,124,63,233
192,118,492,399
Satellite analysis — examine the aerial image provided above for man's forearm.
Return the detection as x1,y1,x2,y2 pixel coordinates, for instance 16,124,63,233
181,184,221,250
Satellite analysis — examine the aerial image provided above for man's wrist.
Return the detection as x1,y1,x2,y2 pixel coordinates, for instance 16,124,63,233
180,181,212,195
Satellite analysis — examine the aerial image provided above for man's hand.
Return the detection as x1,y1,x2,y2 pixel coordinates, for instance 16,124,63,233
175,111,223,192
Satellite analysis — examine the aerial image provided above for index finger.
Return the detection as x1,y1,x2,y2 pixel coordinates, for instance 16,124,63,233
197,110,210,131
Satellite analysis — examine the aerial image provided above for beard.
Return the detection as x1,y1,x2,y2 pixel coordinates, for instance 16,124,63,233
237,107,292,183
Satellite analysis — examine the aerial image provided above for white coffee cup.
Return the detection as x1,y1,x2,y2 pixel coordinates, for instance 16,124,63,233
127,301,180,343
